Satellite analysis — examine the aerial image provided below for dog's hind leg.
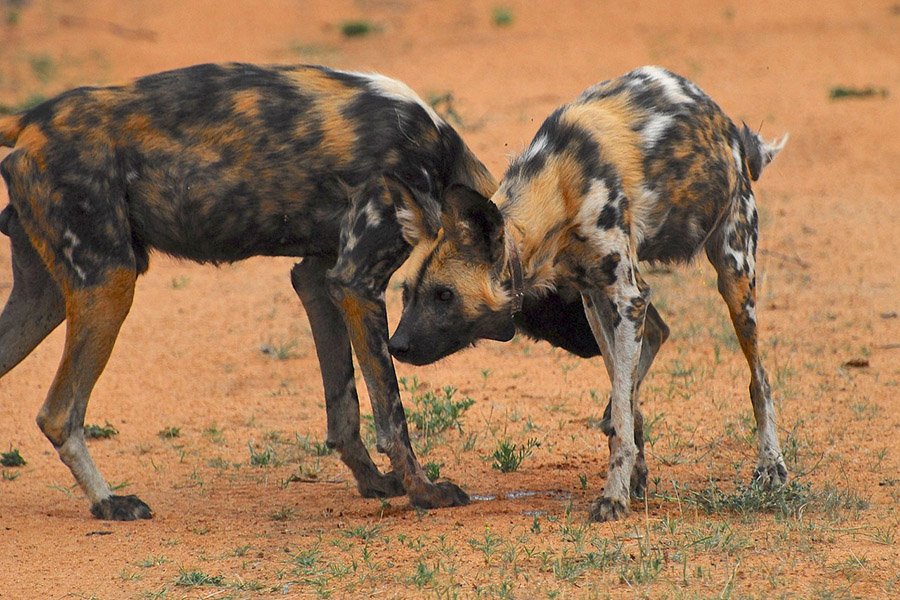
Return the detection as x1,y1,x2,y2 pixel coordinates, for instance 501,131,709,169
34,266,149,519
0,207,64,377
706,189,787,488
291,256,405,498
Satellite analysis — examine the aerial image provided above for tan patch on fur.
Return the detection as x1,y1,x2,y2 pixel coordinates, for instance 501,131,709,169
16,125,49,167
231,89,261,119
561,98,643,198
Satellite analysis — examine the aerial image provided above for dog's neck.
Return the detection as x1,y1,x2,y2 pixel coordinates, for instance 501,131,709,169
504,228,525,315
497,188,568,310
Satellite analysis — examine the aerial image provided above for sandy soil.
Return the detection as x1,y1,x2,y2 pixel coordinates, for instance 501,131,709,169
0,1,898,598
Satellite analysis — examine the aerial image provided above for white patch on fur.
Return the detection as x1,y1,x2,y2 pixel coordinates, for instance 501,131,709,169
58,432,111,504
635,66,693,104
395,205,432,245
62,229,87,281
362,73,443,128
631,185,664,247
732,139,743,172
641,113,674,149
575,178,609,234
344,230,358,253
520,133,550,164
364,199,382,229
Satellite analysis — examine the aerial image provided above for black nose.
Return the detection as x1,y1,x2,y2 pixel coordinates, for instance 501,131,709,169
388,335,409,357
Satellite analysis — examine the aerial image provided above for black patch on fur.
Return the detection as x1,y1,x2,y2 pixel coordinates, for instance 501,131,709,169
514,288,601,358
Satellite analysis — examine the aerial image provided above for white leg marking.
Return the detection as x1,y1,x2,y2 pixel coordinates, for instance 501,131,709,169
58,432,111,504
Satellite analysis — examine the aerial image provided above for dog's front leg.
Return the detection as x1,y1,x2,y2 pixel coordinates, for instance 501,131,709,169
327,177,469,509
291,257,404,499
583,274,649,522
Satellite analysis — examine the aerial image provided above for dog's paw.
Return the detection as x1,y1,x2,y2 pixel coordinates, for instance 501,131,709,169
589,496,629,522
357,470,406,499
409,481,470,509
90,495,153,521
752,459,788,489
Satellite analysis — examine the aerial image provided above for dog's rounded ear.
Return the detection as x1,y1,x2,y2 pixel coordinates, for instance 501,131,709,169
389,178,441,245
442,184,505,265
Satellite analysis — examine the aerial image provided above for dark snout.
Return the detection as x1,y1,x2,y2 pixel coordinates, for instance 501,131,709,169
389,311,467,366
387,329,411,360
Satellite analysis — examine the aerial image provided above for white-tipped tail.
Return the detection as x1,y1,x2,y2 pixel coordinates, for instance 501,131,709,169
740,123,788,181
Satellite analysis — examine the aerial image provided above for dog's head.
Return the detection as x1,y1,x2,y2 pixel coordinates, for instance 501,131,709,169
389,184,515,365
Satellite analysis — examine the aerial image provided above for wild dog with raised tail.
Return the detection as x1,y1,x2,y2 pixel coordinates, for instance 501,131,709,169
389,66,788,522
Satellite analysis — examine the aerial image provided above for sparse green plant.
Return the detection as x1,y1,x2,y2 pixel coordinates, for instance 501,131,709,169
157,426,180,439
175,569,224,587
1,448,26,467
137,555,169,568
468,530,502,562
492,6,514,27
424,461,442,482
404,382,475,438
2,470,20,481
170,275,189,289
296,433,333,456
204,423,225,443
260,339,299,360
829,85,888,100
343,524,381,542
84,422,118,439
119,568,142,581
29,54,55,83
340,20,378,38
491,438,540,473
248,442,279,467
410,559,437,588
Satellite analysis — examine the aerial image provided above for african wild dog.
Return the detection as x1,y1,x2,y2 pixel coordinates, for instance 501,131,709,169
0,62,510,520
389,66,788,521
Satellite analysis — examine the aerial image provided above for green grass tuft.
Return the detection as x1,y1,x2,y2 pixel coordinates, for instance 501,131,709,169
1,448,26,467
84,422,119,439
175,569,224,587
492,6,514,27
491,438,540,473
829,85,888,100
340,20,378,38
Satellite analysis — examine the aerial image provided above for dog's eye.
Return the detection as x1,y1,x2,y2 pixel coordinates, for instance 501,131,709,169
435,287,454,302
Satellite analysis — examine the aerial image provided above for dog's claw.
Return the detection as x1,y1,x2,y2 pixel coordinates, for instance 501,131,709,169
357,470,406,499
589,496,629,522
752,460,788,489
409,481,470,509
90,495,153,521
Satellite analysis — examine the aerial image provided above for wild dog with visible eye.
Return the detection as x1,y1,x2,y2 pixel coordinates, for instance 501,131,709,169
0,63,510,520
390,66,788,522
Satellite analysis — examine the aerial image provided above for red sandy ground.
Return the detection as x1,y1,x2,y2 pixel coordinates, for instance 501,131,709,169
0,1,897,598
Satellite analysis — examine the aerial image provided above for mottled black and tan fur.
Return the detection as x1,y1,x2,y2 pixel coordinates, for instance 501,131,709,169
0,62,507,519
390,66,788,522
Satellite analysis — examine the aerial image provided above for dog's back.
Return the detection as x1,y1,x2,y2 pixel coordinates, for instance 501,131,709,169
502,66,784,266
0,63,493,279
